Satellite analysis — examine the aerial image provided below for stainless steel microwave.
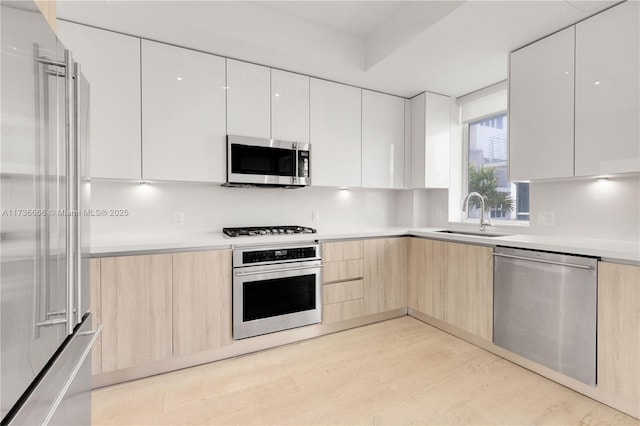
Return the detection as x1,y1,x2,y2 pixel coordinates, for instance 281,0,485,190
226,135,311,187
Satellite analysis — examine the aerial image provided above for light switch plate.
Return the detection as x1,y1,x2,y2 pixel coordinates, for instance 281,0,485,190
538,211,555,226
311,210,320,223
173,211,184,226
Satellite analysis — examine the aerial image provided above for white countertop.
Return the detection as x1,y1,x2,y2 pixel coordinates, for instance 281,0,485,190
90,228,408,255
91,227,640,264
409,228,640,264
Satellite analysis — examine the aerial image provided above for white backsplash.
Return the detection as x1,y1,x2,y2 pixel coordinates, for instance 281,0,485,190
90,180,407,240
413,174,640,243
91,174,640,244
527,174,640,242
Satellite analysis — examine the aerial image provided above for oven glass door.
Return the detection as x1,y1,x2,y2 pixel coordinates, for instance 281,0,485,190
233,261,322,340
230,144,294,177
243,274,316,321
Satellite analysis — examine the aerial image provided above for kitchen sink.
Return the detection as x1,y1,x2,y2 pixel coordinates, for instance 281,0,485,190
435,230,511,238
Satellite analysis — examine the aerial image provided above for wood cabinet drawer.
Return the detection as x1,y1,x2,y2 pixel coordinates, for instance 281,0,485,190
323,259,363,283
322,299,364,324
322,240,364,262
323,279,364,304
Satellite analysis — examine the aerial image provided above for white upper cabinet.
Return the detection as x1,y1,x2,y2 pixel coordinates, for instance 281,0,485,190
226,59,270,139
57,21,141,179
271,69,309,143
141,41,226,182
310,79,362,187
410,92,451,189
575,1,639,176
509,26,575,181
362,90,405,189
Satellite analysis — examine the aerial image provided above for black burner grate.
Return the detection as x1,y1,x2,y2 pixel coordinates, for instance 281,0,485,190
223,226,317,237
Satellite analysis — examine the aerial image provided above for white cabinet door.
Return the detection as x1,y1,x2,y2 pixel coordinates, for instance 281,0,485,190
309,79,362,187
410,92,451,189
226,59,270,139
57,21,141,179
509,27,575,181
575,1,639,176
362,90,405,189
141,40,226,182
271,69,309,143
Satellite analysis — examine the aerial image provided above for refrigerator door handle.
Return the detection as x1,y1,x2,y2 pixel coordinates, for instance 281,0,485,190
63,49,75,337
41,324,102,426
34,45,69,339
73,62,83,327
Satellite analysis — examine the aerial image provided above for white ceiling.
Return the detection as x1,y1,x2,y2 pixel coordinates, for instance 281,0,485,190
57,0,617,98
257,1,410,38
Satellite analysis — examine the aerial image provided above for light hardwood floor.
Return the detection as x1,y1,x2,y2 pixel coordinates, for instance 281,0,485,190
92,317,639,425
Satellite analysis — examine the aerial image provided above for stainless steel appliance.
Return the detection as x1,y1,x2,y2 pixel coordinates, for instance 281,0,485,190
1,2,99,424
223,225,316,238
232,243,322,339
226,134,311,187
493,246,598,386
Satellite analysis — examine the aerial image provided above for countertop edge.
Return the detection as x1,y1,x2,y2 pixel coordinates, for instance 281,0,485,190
90,229,640,265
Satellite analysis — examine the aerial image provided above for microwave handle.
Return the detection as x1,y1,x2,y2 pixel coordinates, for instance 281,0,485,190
293,142,299,184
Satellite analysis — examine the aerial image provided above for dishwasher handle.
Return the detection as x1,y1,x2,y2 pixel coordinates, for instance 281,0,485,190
493,252,592,270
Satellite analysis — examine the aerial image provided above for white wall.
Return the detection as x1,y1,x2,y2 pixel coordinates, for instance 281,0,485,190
90,174,639,244
528,174,640,242
420,173,640,243
90,181,408,241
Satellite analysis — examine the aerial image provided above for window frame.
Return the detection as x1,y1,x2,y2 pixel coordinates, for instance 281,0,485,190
460,109,530,228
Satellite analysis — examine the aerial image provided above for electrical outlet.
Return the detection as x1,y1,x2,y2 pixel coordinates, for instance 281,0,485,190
311,210,320,223
436,209,444,221
173,211,184,226
538,211,555,226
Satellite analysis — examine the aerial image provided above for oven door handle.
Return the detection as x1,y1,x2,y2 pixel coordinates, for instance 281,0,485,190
235,264,323,277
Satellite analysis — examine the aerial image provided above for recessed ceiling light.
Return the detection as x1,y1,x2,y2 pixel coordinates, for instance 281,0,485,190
594,81,601,85
274,93,280,97
176,77,183,81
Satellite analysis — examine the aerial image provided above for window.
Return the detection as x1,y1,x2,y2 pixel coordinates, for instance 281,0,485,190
466,113,529,222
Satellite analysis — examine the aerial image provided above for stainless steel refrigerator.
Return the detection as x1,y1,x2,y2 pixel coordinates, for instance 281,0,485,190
1,1,99,424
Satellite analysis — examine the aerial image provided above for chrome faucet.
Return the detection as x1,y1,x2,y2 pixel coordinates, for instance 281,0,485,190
462,192,491,232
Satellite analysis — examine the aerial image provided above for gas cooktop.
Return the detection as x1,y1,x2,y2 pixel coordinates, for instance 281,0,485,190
223,226,317,238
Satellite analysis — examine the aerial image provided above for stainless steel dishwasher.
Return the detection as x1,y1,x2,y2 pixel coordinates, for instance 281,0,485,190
493,246,598,386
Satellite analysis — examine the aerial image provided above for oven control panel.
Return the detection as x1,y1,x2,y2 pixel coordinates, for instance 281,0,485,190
233,243,321,267
242,246,317,265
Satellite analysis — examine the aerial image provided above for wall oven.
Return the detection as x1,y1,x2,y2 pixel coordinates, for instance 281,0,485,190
232,243,322,339
227,135,311,187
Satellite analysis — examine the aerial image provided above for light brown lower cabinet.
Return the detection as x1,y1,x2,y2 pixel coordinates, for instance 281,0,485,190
100,254,173,372
322,240,364,262
172,250,232,356
321,240,366,324
408,238,493,341
408,238,446,320
363,238,408,315
445,242,493,341
323,296,364,324
94,249,234,374
597,262,640,406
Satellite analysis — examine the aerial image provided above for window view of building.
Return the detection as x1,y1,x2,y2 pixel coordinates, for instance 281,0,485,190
468,113,530,221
